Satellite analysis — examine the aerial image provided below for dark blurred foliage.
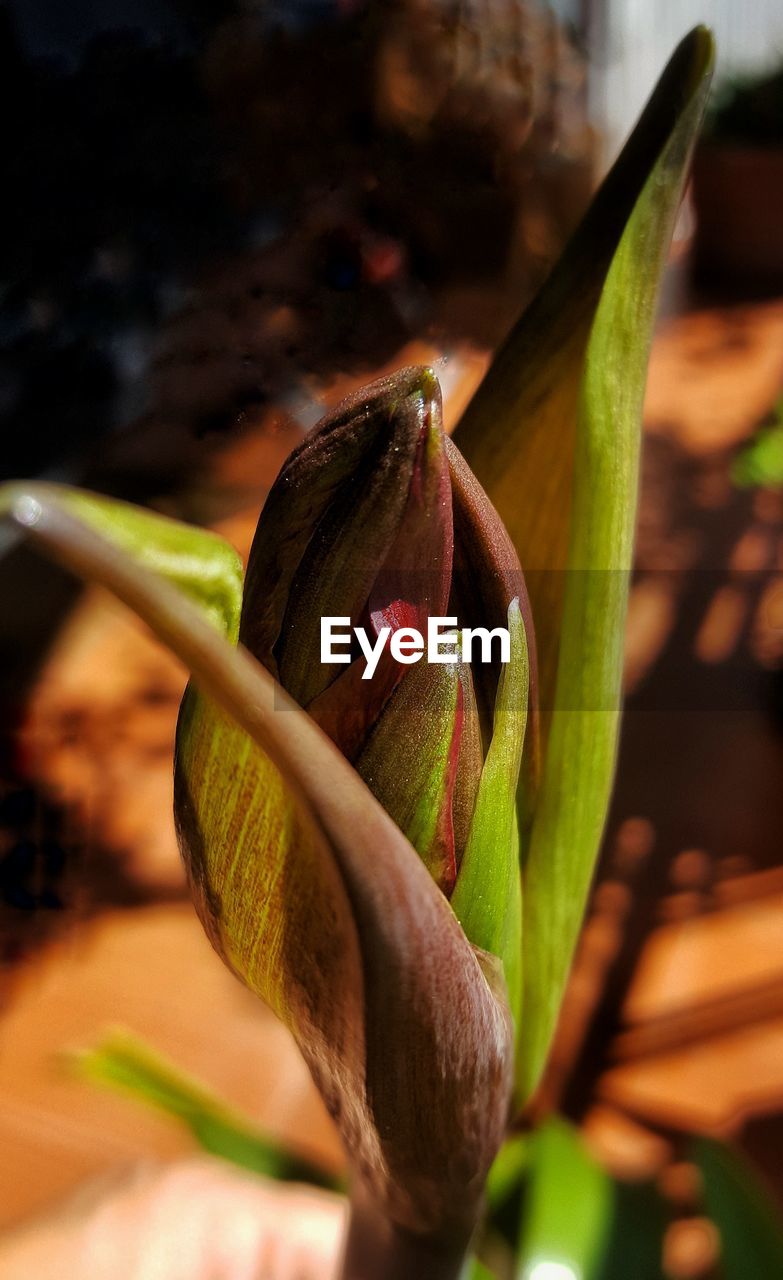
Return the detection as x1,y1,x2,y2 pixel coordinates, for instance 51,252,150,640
0,773,72,972
0,0,591,489
0,3,242,479
706,63,783,147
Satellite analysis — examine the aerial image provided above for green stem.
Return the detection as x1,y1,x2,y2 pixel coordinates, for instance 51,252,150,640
339,1184,474,1280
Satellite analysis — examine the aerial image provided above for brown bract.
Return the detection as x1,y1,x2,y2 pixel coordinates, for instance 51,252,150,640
0,481,515,1240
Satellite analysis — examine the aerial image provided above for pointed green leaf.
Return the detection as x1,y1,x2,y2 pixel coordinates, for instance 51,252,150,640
452,600,527,1029
1,482,243,639
1,483,513,1238
453,28,714,723
70,1028,340,1189
694,1137,783,1279
453,29,715,1099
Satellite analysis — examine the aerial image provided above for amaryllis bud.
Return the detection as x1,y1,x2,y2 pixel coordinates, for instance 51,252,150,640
170,367,534,1236
162,369,529,1247
240,369,453,751
239,367,537,907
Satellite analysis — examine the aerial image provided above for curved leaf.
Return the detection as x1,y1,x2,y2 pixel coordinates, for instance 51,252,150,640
1,484,512,1238
0,482,243,639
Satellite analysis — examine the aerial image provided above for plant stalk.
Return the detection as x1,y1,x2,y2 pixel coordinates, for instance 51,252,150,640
338,1184,474,1280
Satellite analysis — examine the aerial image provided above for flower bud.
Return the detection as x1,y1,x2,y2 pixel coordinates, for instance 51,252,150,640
239,366,536,900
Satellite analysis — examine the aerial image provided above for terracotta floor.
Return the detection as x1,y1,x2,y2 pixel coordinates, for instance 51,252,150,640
1,287,782,1239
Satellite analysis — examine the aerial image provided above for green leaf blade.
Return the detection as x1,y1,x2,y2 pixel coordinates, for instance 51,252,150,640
454,29,714,1101
519,28,714,1102
0,482,244,639
452,599,528,1027
71,1029,340,1189
515,1118,614,1280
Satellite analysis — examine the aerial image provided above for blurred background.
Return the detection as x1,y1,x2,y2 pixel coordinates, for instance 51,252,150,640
1,1,783,1276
